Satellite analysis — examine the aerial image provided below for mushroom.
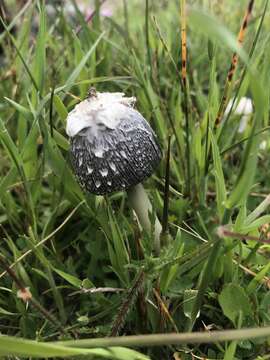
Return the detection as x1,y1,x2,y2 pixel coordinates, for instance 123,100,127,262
66,88,162,254
224,97,253,133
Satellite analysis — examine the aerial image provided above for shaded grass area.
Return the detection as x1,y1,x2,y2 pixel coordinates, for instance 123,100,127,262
0,0,270,359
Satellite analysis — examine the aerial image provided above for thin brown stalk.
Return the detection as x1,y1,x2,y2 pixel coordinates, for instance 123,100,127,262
236,261,270,289
180,0,187,89
217,226,270,244
215,0,255,127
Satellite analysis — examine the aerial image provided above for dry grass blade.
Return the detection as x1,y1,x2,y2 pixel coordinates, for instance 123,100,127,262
236,262,270,289
180,0,187,88
215,0,255,126
217,225,270,244
153,288,178,333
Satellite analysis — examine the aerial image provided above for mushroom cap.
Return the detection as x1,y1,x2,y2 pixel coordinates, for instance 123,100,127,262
66,92,162,195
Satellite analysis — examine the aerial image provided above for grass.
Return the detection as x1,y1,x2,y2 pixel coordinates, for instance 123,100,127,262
0,0,270,359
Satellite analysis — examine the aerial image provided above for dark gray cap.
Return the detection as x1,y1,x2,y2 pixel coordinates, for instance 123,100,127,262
66,92,162,195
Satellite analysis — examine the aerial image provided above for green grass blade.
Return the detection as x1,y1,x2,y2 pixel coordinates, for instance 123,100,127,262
65,32,105,89
33,1,46,95
210,129,227,218
0,336,148,359
0,18,39,91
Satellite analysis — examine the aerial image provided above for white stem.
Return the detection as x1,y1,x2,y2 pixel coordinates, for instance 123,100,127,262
127,183,162,255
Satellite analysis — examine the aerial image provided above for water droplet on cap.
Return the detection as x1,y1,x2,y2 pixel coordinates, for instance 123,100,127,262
96,180,101,188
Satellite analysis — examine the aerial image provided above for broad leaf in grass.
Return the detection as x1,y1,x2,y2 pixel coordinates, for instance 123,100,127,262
218,283,252,325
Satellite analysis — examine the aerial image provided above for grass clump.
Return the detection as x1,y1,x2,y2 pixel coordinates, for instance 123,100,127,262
0,0,270,359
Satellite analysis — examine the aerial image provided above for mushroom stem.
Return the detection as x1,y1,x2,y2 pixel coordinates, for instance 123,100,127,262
127,183,162,255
